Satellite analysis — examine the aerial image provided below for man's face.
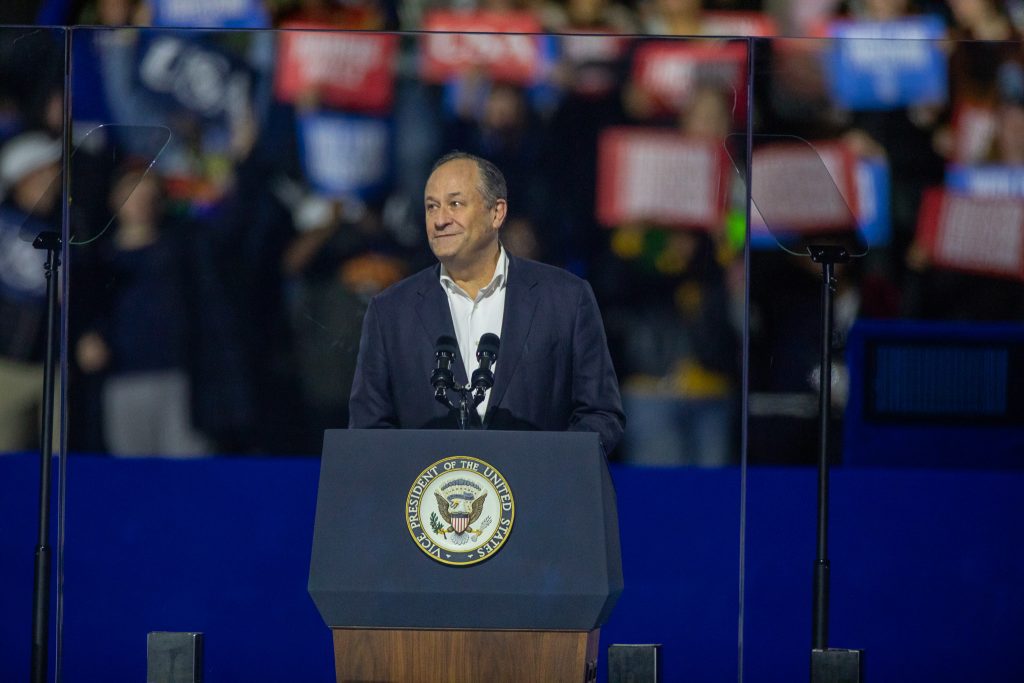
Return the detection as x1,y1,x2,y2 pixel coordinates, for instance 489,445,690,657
424,159,505,272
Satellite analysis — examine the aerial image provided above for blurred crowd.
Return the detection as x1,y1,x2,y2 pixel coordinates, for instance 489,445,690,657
0,0,1022,464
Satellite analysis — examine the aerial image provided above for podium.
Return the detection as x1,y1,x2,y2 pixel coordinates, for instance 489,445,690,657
309,429,623,683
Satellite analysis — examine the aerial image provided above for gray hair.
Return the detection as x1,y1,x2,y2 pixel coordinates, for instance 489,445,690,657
430,151,507,209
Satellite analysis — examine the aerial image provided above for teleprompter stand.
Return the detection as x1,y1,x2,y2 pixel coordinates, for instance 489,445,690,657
309,429,622,682
728,130,866,682
807,245,864,683
29,231,61,683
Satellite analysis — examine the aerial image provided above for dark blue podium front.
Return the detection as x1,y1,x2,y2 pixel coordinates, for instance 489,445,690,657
308,429,623,631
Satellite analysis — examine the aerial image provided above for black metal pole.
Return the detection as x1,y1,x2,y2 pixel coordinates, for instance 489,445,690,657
812,256,834,652
30,231,62,683
807,245,848,655
806,247,865,683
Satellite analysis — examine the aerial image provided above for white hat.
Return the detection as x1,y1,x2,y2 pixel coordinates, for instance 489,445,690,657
0,132,61,190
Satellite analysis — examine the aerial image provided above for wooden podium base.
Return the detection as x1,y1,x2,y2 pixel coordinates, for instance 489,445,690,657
332,628,600,683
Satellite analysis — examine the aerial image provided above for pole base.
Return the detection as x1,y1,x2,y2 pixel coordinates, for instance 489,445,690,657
147,632,203,683
811,648,863,683
609,644,661,683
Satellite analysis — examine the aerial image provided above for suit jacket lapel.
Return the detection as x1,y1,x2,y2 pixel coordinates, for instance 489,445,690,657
489,255,538,412
415,267,468,386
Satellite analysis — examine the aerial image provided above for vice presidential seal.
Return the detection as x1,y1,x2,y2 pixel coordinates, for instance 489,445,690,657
406,456,515,566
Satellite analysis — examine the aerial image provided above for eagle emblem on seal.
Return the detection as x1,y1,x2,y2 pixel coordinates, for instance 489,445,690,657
406,456,514,565
434,478,487,536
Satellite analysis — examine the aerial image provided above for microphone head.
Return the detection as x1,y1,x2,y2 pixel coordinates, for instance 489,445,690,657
431,365,455,390
435,335,458,357
477,333,500,360
471,366,494,391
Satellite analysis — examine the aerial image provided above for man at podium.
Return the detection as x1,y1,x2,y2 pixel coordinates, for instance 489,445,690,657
349,151,625,455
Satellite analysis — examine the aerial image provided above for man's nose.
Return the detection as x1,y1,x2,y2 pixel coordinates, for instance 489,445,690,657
434,209,452,229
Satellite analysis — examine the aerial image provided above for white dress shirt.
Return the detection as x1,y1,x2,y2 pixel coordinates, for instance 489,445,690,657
439,245,509,420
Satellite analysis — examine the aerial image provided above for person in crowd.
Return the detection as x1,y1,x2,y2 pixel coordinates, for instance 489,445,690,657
443,80,552,257
640,0,705,35
0,132,61,453
596,85,740,466
545,20,635,271
73,162,265,457
601,227,739,466
934,0,1024,162
281,194,409,446
539,0,638,32
901,60,1024,322
987,61,1024,163
348,151,625,455
74,167,215,456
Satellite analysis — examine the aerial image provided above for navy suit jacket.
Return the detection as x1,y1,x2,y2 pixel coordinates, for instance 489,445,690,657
348,254,625,455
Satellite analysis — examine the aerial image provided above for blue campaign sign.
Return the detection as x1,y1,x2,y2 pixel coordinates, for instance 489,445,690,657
826,16,947,110
946,164,1024,197
855,157,891,248
150,0,269,28
298,113,392,200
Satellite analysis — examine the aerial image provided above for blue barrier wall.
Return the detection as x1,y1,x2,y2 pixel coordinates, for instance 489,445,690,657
2,454,1022,682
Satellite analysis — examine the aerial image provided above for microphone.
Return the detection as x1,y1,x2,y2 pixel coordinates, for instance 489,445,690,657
431,336,458,399
471,333,500,400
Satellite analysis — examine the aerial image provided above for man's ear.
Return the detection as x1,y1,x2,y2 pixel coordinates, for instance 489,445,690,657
491,198,508,229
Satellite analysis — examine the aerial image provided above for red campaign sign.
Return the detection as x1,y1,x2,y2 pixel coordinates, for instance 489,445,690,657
916,187,1024,280
701,11,778,37
596,127,729,230
748,140,859,232
274,24,398,112
631,41,748,117
419,11,546,85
